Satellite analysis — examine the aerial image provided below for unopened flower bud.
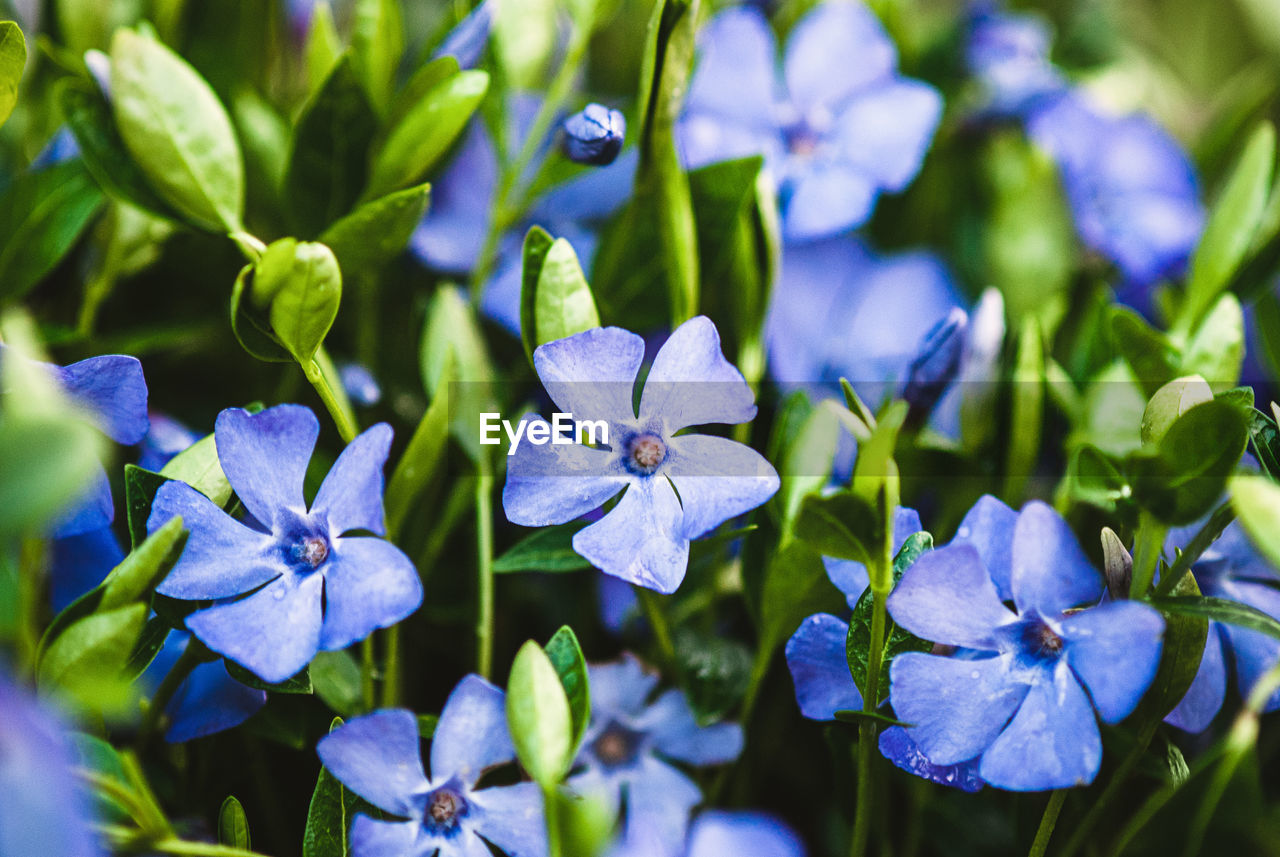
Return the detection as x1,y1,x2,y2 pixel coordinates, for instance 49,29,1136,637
561,103,626,166
903,307,968,427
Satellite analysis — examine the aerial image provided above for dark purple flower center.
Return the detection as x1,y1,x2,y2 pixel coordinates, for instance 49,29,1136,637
625,432,667,475
1022,619,1065,660
424,786,467,830
292,534,330,568
591,722,644,768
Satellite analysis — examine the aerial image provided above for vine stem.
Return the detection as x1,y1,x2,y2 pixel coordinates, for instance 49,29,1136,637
636,587,676,667
138,642,203,748
849,582,888,857
475,467,495,680
543,784,563,857
302,353,358,444
1028,790,1068,857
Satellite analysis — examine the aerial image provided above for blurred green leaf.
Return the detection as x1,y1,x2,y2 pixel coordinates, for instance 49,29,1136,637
1150,594,1280,643
100,516,186,611
674,627,751,724
1231,474,1280,568
420,285,497,464
1064,443,1130,512
320,183,431,275
1129,400,1248,524
775,401,839,532
110,28,244,232
1134,571,1208,724
285,56,378,237
494,522,592,573
305,1,343,94
350,0,403,115
1182,293,1244,389
218,796,252,849
38,603,147,713
507,639,574,787
384,351,453,538
1247,409,1280,480
310,650,363,716
794,491,877,564
0,160,105,304
0,21,24,128
759,540,842,657
544,626,590,750
492,0,556,88
1112,307,1180,398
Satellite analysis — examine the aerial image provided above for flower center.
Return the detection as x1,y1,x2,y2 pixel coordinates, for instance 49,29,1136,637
1023,620,1065,660
293,535,329,568
625,433,667,475
425,786,467,829
591,722,643,768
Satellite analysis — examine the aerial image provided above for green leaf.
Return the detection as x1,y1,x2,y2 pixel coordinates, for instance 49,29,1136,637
494,522,592,573
1231,474,1280,568
123,615,170,680
256,239,343,365
319,183,431,276
304,717,380,857
38,603,147,712
846,532,933,704
310,650,363,716
123,464,170,550
832,709,913,729
417,714,439,737
227,661,313,694
1247,409,1280,480
1183,121,1276,331
523,236,600,353
384,351,453,538
1181,293,1244,389
1140,376,1214,446
1110,307,1179,398
520,225,557,364
775,402,839,532
71,733,132,823
1132,570,1208,723
350,0,403,115
674,627,752,724
0,21,25,128
160,431,234,506
506,639,574,787
1149,594,1280,643
100,516,187,611
1128,400,1248,524
420,285,497,464
284,56,378,238
491,0,556,88
1064,444,1130,512
230,263,295,363
0,410,103,538
218,796,252,849
365,68,488,198
109,29,244,232
305,0,343,94
0,159,105,304
59,80,178,220
544,626,590,750
793,491,877,563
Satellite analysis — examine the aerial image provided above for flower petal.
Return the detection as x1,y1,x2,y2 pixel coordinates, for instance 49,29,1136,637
317,709,429,817
348,816,424,857
214,405,317,525
639,317,758,431
573,478,688,593
534,327,644,427
878,726,984,792
471,781,547,857
677,112,785,173
686,811,807,857
1165,624,1227,733
410,120,497,273
1010,501,1103,616
786,613,862,720
687,7,778,126
59,354,149,445
312,422,393,536
641,689,743,766
831,79,941,191
1061,600,1164,723
949,495,1018,600
150,480,281,600
319,537,422,651
784,0,895,114
587,653,660,718
430,674,516,784
978,663,1102,790
826,507,923,607
49,526,123,611
665,434,778,539
891,651,1028,765
502,416,629,527
49,463,114,538
782,162,877,242
186,572,324,684
1219,579,1280,712
887,544,1015,648
623,756,703,857
164,657,267,744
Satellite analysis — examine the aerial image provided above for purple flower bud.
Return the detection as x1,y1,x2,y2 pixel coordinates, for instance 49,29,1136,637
903,306,968,426
433,0,493,70
561,103,626,166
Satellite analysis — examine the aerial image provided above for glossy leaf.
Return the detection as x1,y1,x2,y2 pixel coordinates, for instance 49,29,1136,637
493,522,592,573
99,515,187,611
303,717,379,857
319,183,431,276
519,225,557,363
544,626,590,750
37,603,147,710
0,21,24,128
123,464,170,550
507,639,574,787
528,237,600,352
1128,400,1248,524
793,491,877,564
258,239,343,365
846,532,933,704
218,796,252,849
160,431,234,506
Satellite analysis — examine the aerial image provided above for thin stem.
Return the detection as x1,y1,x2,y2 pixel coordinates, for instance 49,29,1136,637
543,784,563,857
1154,502,1235,597
381,624,401,708
16,538,43,677
850,584,888,857
635,587,676,667
475,468,495,680
471,16,596,301
361,636,377,712
138,643,203,749
302,354,358,444
1058,719,1158,857
1028,790,1068,857
77,270,115,338
78,770,167,836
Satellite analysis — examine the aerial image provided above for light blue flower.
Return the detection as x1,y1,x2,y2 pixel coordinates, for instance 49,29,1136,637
572,654,743,854
965,5,1063,117
317,675,546,857
503,316,779,593
679,2,942,242
148,404,421,683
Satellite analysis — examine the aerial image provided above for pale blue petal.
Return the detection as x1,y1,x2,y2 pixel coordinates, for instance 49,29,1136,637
641,689,743,765
349,816,424,857
164,658,267,743
786,613,862,719
411,120,496,273
588,653,660,717
784,1,895,114
471,781,547,857
214,405,317,526
319,537,422,651
431,675,516,784
534,326,645,425
878,727,984,792
949,495,1017,600
887,544,1015,648
687,811,807,857
1010,501,1103,616
831,78,941,191
312,423,393,536
50,526,122,611
573,478,688,593
782,162,877,242
639,316,757,431
1220,579,1280,713
317,709,429,816
1061,601,1164,723
687,7,778,126
502,416,629,526
677,112,784,172
623,756,702,857
665,434,778,539
59,355,149,445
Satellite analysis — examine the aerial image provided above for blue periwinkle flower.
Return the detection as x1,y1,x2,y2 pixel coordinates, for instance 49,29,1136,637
317,675,546,857
148,404,422,683
965,6,1063,116
561,104,626,166
572,654,743,853
0,669,103,857
902,307,968,427
679,2,942,242
503,316,779,593
886,500,1165,790
1164,521,1280,732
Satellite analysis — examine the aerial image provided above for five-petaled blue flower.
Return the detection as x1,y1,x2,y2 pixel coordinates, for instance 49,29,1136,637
503,316,779,593
679,1,942,242
317,675,546,857
785,506,984,792
886,499,1165,790
571,654,743,854
148,404,422,683
1164,520,1280,732
1,668,103,857
965,5,1063,117
562,103,626,166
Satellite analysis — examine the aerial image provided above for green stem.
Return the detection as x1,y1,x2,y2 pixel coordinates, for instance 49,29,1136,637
1058,720,1158,857
543,785,563,857
850,583,889,857
77,270,115,339
1154,502,1235,596
636,587,676,667
138,642,204,748
1028,790,1068,857
303,356,358,444
1129,512,1167,599
381,624,401,708
361,636,377,712
475,468,495,680
78,770,169,837
471,15,596,301
16,538,43,677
